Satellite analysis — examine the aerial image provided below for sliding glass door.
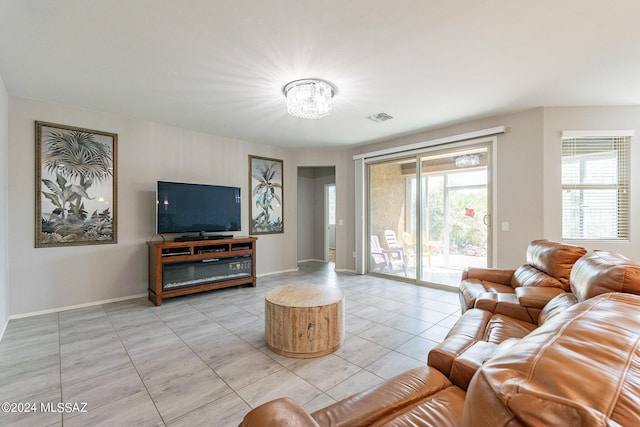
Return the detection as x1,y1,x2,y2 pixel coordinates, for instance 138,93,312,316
420,147,489,286
367,144,491,288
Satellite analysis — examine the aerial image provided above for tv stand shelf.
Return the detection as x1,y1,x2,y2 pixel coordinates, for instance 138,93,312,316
147,236,257,306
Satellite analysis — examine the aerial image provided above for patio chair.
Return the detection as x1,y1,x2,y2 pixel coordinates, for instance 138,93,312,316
383,230,408,275
402,231,432,269
371,235,407,275
370,235,389,273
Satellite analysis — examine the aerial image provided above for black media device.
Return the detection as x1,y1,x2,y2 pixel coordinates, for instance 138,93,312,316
156,181,241,236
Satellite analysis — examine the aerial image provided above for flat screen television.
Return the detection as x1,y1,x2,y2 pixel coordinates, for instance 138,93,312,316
156,181,241,234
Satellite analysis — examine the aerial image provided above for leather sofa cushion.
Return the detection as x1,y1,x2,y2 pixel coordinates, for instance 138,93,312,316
511,239,587,291
570,250,640,302
310,366,459,427
462,293,640,426
459,279,514,312
510,264,563,289
474,292,534,323
482,314,537,344
369,386,465,427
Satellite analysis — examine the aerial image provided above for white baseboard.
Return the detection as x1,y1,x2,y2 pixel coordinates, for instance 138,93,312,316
257,268,298,277
298,259,325,263
7,293,147,320
335,268,357,273
0,318,7,342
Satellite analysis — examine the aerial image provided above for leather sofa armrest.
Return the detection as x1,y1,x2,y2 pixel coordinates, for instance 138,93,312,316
239,397,319,427
450,341,498,390
474,292,535,323
515,287,565,309
428,309,493,376
462,268,516,285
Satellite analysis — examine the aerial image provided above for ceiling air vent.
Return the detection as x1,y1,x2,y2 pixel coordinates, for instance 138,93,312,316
367,112,393,122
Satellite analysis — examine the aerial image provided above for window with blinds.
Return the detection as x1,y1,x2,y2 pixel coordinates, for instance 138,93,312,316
561,134,630,240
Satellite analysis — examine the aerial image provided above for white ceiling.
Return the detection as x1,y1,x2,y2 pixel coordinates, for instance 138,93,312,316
2,1,640,148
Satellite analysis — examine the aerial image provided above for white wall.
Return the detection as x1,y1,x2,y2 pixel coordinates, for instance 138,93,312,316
8,97,298,315
0,76,9,335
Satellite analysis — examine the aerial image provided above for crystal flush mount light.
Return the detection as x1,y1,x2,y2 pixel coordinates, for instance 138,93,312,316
283,79,337,119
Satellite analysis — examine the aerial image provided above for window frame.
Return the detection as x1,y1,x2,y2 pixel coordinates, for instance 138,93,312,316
560,131,631,241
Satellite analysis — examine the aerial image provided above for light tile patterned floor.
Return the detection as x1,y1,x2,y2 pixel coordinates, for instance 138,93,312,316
0,262,461,427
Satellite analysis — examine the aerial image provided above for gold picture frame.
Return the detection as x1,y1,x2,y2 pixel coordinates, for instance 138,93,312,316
249,155,283,234
35,121,118,247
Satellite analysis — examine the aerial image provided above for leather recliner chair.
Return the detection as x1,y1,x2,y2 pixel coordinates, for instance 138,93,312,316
458,239,586,316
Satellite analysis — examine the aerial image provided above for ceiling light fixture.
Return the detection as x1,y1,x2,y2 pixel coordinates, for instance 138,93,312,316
283,79,337,119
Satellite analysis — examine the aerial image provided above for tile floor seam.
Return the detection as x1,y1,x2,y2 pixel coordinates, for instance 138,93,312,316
102,302,169,427
154,298,276,417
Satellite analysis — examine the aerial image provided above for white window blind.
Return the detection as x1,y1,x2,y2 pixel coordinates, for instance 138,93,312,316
561,134,631,240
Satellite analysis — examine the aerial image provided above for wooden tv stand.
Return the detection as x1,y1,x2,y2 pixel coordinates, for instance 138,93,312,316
147,236,257,306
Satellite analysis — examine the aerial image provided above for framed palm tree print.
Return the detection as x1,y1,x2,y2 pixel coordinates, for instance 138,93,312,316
35,121,117,247
249,155,283,234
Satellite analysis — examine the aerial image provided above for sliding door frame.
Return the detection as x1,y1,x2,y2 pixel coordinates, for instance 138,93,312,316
364,136,497,286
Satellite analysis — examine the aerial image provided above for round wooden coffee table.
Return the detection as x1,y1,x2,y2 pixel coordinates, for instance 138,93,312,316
265,284,345,358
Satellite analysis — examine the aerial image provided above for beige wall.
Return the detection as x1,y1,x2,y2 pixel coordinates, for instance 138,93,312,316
6,95,640,316
349,108,546,269
0,76,8,333
8,97,298,315
542,106,640,261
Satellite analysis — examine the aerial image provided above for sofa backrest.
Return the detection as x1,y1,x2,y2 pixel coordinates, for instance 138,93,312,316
570,250,640,302
510,239,586,292
462,292,640,426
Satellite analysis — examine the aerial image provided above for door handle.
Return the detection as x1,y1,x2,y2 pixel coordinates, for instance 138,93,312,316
483,214,491,226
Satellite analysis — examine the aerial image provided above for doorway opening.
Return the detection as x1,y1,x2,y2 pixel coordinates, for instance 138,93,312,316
326,184,336,262
297,167,336,264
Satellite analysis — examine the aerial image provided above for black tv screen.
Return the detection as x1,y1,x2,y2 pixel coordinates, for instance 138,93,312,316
156,181,241,234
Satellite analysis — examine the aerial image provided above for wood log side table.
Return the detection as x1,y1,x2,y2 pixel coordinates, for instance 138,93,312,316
265,284,345,358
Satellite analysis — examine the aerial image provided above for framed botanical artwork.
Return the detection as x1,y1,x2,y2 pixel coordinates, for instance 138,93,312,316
35,121,118,247
249,155,283,234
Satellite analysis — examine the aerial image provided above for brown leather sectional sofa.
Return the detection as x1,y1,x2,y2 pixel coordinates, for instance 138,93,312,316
459,239,587,315
240,244,640,426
